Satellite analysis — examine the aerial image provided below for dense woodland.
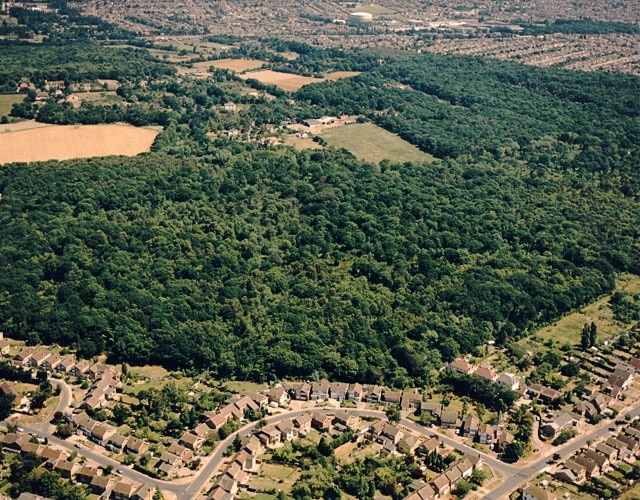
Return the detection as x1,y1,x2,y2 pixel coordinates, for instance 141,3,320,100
0,16,639,386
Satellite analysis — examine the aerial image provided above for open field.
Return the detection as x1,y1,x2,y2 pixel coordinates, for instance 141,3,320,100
0,94,24,116
283,136,323,151
321,122,435,165
324,71,362,80
240,70,323,91
209,58,266,72
531,273,640,346
248,463,301,493
73,91,122,105
223,381,268,393
0,124,159,164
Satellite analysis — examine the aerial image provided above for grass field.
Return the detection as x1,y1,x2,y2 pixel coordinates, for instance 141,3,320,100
324,71,362,80
531,273,640,346
249,463,301,493
210,58,266,72
240,70,323,91
321,122,435,164
223,381,268,393
0,94,24,117
0,124,158,164
283,136,323,151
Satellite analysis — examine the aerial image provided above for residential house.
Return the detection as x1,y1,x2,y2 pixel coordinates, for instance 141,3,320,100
107,433,129,454
596,442,619,463
366,420,387,441
456,457,474,479
347,383,363,402
157,452,182,476
440,410,459,429
522,484,557,500
311,412,332,430
41,353,61,372
410,484,436,500
242,435,265,457
284,381,311,401
444,465,462,487
617,433,640,455
397,435,420,454
223,102,236,112
55,355,76,374
168,442,193,463
477,423,494,445
333,410,358,429
497,372,520,390
91,476,115,495
192,423,212,439
526,383,560,403
13,347,34,367
462,414,480,438
430,474,450,497
132,484,155,500
207,475,238,500
605,437,631,461
72,412,97,436
69,359,91,377
400,392,423,411
416,436,440,456
179,431,204,451
590,393,610,414
556,459,586,484
234,449,259,473
585,449,610,472
125,437,149,456
91,422,116,446
293,414,312,434
494,429,515,453
27,349,51,368
329,382,349,402
449,358,475,375
204,412,229,430
475,364,497,381
380,423,403,445
629,357,640,371
574,455,602,477
85,363,107,381
76,466,101,485
310,380,331,400
53,459,78,479
382,390,402,406
258,424,281,448
362,384,382,403
266,386,290,407
111,481,136,500
421,402,442,419
539,412,576,439
573,400,598,418
276,420,296,443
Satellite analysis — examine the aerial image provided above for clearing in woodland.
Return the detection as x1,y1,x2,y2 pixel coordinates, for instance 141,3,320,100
0,94,24,116
321,122,435,164
530,273,640,346
240,69,323,91
0,123,158,164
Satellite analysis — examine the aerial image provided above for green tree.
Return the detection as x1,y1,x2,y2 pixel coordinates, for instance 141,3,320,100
385,405,401,424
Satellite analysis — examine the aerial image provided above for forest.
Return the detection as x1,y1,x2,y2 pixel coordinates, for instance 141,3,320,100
0,26,639,386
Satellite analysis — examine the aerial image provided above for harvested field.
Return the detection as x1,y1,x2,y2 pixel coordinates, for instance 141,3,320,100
241,70,323,91
0,94,24,116
324,71,362,80
321,122,435,164
210,58,266,72
283,136,323,151
0,123,158,164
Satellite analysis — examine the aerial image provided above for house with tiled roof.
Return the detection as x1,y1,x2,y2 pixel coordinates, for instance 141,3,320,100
449,358,475,375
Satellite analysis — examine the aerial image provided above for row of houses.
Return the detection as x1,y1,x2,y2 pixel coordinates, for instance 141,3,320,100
279,379,423,409
0,432,155,500
71,412,149,456
555,420,640,484
7,345,106,381
406,454,484,500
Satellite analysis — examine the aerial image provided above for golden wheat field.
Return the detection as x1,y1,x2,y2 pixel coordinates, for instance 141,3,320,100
0,122,159,164
240,70,324,91
209,58,266,72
